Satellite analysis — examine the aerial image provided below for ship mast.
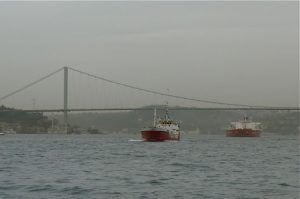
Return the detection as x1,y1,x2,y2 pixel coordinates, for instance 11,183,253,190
165,101,169,120
153,108,157,127
164,88,170,120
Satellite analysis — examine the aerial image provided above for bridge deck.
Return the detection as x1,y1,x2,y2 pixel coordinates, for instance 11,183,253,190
1,107,299,113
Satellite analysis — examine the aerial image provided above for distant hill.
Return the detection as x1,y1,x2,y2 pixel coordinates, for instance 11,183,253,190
0,105,54,133
58,106,299,134
2,105,297,134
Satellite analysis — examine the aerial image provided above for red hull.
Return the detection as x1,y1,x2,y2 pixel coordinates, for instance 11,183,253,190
226,129,260,137
141,130,170,142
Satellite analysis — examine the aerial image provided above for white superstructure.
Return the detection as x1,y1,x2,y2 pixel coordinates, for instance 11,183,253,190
154,107,180,140
229,116,261,130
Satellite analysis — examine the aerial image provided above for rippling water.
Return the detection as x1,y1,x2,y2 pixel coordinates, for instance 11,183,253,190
0,133,299,199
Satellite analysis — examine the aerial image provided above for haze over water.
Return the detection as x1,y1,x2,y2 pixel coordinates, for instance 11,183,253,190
0,133,299,199
0,1,299,199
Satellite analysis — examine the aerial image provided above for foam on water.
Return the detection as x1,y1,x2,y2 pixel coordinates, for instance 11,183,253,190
128,139,143,142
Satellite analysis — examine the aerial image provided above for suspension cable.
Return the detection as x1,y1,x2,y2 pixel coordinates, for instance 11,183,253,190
0,67,64,102
68,67,266,108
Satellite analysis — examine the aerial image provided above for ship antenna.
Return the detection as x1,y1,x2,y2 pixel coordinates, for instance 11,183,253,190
153,107,157,127
165,101,169,120
243,114,248,122
165,89,169,120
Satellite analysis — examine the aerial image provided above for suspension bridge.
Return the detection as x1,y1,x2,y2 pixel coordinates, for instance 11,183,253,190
0,66,299,132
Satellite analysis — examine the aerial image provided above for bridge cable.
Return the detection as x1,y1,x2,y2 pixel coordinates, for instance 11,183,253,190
0,67,64,102
69,67,266,108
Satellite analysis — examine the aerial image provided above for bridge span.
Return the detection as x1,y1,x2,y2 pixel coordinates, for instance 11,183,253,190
1,107,299,113
1,66,299,132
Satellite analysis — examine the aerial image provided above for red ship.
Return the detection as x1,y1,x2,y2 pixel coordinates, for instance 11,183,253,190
226,116,261,137
141,108,180,142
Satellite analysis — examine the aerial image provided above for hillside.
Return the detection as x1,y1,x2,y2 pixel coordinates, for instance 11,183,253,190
0,105,54,133
62,106,299,134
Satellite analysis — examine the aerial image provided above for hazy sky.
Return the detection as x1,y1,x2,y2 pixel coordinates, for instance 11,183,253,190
0,1,298,109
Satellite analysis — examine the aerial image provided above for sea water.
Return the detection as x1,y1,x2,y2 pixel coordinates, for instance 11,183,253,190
0,133,299,199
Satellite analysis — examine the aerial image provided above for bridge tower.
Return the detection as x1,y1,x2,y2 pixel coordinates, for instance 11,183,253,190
64,66,68,133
